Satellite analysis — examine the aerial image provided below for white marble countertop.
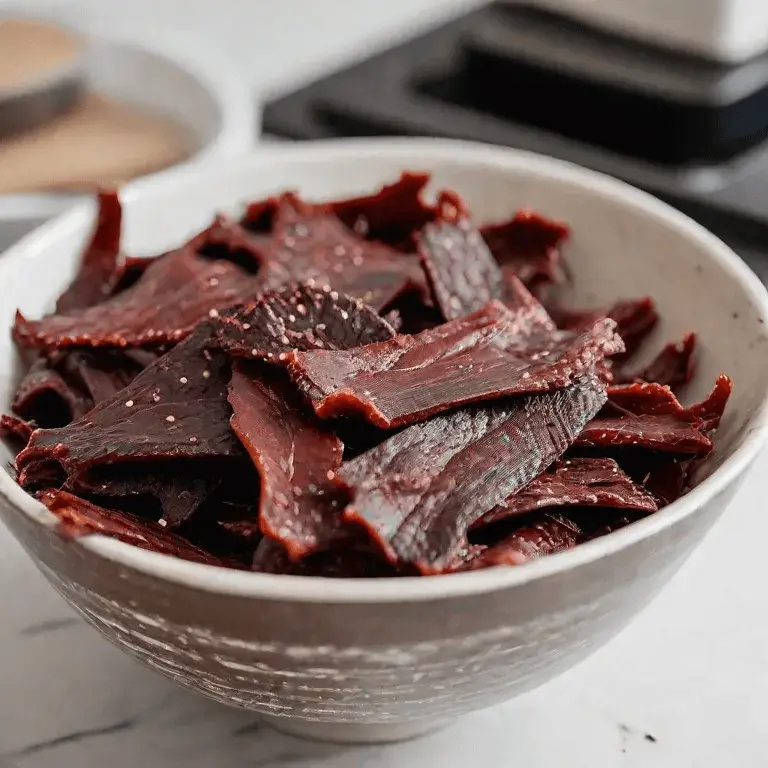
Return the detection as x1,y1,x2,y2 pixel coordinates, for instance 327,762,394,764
1,1,767,765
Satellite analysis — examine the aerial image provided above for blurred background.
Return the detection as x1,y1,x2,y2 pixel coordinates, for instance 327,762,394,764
4,0,768,281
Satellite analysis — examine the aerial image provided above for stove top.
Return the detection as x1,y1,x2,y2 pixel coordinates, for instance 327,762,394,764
263,3,768,281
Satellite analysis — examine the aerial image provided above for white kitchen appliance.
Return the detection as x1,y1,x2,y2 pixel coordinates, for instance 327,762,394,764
531,0,768,62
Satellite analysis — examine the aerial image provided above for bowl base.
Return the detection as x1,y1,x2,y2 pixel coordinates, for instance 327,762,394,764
260,715,454,744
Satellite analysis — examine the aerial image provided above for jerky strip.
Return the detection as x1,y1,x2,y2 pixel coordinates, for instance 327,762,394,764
418,191,502,321
212,284,395,360
15,249,262,350
340,373,606,573
228,362,346,559
40,489,233,566
475,457,658,529
287,302,622,429
465,514,582,569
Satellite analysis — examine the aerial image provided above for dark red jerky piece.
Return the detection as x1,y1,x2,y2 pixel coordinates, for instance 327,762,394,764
466,514,582,569
575,378,729,456
475,457,658,529
55,190,122,313
188,215,266,274
228,362,346,559
286,302,622,429
418,191,502,321
481,210,569,291
57,349,154,405
12,357,92,428
623,333,697,390
328,172,435,249
576,415,712,454
14,248,260,351
340,374,606,573
688,374,732,432
0,414,34,447
73,463,223,527
255,194,416,311
39,489,235,567
552,298,659,361
212,284,396,361
16,327,242,484
501,272,556,334
252,535,399,577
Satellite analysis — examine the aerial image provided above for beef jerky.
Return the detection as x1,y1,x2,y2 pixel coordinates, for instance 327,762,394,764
73,463,223,527
624,333,696,390
56,190,122,313
340,373,606,573
252,535,399,577
328,172,435,248
228,362,346,558
466,514,582,569
475,457,658,529
481,210,570,290
287,302,622,429
552,298,658,361
39,489,234,567
418,191,502,321
17,326,242,485
189,214,266,274
14,249,261,350
501,272,557,333
212,283,395,361
56,349,153,405
576,377,731,456
0,414,34,447
576,415,712,455
688,374,732,431
12,356,93,428
255,194,416,311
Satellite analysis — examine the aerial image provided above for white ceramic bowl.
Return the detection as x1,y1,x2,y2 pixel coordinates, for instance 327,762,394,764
0,21,254,243
1,139,768,745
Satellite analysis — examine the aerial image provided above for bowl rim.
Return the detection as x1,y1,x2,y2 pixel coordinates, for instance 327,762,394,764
2,136,767,604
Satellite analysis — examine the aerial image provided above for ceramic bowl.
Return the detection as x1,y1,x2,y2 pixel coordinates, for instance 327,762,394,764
1,139,767,745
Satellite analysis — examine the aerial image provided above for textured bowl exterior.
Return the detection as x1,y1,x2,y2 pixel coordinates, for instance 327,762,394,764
1,140,767,742
0,475,744,739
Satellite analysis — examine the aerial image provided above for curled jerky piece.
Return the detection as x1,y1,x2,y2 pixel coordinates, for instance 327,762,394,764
228,362,346,559
17,327,242,484
340,374,606,573
481,210,570,290
40,489,233,566
0,414,34,447
576,377,731,455
476,457,658,529
552,298,659,361
73,463,223,528
328,172,435,249
623,333,697,390
56,190,122,313
255,194,416,310
287,302,622,429
15,249,261,350
189,215,266,274
418,191,502,321
466,514,582,569
12,357,92,428
212,284,395,360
